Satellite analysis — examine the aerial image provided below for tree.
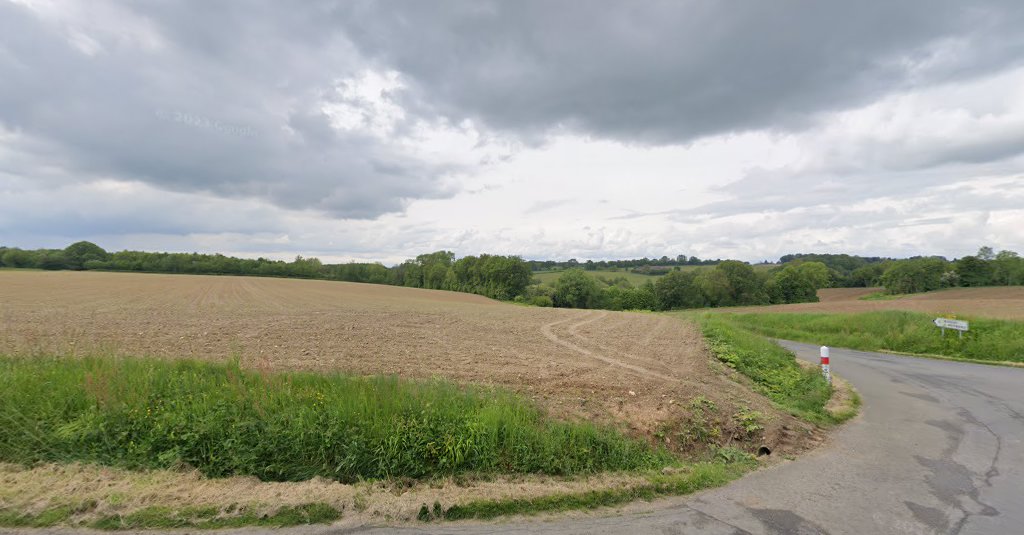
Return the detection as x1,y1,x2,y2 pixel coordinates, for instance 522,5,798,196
770,262,829,304
715,260,769,306
37,251,68,270
694,268,731,307
880,258,948,294
1,248,33,268
992,250,1024,286
654,270,704,310
553,269,601,308
954,256,992,287
63,241,109,270
848,263,887,287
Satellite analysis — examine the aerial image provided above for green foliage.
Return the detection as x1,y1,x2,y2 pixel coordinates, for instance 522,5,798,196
528,295,554,307
727,311,1024,363
553,269,603,308
675,397,721,447
714,261,769,306
0,356,671,483
603,282,658,311
1,242,534,303
993,250,1024,285
1,248,34,268
848,263,888,287
654,270,705,310
694,314,835,423
732,408,765,436
955,256,993,287
768,262,829,304
879,257,949,294
63,241,110,270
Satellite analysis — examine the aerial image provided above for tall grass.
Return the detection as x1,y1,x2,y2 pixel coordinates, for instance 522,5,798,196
727,311,1024,363
0,356,671,482
693,314,834,424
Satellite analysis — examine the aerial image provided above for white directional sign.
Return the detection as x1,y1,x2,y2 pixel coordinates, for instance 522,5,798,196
934,318,969,331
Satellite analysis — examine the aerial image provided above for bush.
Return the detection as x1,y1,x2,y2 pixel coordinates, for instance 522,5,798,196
529,295,554,307
553,269,602,308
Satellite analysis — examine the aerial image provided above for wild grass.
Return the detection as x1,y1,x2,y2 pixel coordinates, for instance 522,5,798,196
857,291,908,301
689,314,836,424
0,355,673,483
726,311,1024,363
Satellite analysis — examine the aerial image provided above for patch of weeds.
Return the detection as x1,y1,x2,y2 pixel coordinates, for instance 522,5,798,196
675,397,722,447
733,407,765,437
712,446,755,465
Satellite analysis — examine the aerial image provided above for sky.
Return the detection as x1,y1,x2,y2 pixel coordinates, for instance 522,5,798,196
1,0,1023,264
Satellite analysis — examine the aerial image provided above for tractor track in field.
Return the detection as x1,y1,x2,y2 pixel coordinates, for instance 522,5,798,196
539,310,678,382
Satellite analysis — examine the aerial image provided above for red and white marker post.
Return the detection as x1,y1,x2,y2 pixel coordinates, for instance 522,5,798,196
820,346,831,385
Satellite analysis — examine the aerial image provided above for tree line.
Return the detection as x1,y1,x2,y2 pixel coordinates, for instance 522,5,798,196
0,242,531,302
519,260,832,311
770,248,1024,292
3,242,1021,309
527,254,722,273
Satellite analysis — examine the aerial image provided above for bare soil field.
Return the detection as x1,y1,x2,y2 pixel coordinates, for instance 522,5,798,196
723,286,1024,320
0,271,815,452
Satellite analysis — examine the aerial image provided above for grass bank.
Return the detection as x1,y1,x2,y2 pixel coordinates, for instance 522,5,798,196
685,314,839,425
725,310,1024,364
0,355,672,484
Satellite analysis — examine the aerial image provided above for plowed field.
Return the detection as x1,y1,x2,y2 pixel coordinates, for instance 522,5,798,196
0,270,815,454
723,286,1024,320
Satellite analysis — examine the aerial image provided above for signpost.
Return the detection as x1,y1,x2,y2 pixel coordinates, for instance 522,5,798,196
934,318,969,339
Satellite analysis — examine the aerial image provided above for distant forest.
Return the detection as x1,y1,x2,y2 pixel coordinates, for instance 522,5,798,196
2,242,1022,312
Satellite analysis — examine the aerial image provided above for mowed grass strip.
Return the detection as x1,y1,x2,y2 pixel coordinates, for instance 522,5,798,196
725,311,1024,363
0,502,340,530
433,460,754,521
0,356,672,483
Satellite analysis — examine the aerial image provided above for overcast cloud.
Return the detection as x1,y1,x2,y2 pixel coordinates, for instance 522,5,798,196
1,0,1023,263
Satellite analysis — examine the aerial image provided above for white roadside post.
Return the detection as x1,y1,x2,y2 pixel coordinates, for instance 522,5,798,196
820,346,831,385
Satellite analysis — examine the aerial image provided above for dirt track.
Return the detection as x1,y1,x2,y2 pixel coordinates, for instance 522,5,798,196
722,286,1024,320
0,271,814,454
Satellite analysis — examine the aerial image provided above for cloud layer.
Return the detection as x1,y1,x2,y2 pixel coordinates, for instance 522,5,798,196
1,0,1023,262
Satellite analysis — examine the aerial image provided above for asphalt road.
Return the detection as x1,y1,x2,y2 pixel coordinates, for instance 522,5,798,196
12,342,1022,535
342,341,1024,535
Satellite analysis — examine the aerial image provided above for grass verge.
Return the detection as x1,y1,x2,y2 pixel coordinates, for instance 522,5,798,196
724,310,1024,364
420,455,756,521
0,355,672,484
683,313,839,425
0,502,340,530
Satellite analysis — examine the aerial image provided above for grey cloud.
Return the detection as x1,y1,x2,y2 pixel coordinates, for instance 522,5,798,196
334,0,1024,144
0,1,458,219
